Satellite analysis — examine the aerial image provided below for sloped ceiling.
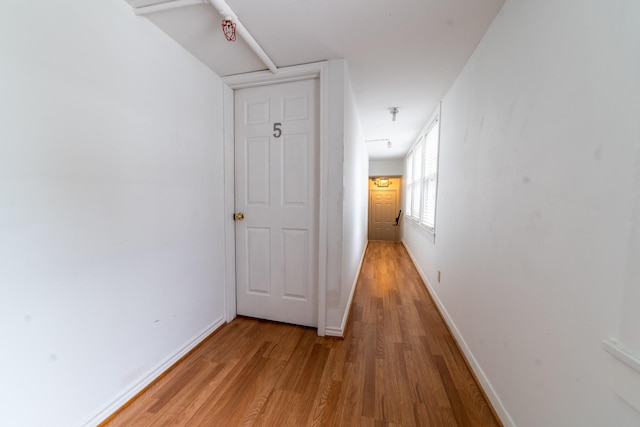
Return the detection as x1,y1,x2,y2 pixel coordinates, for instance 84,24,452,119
125,0,504,159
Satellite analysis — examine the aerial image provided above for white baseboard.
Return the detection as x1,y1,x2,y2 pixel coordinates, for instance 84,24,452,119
324,242,368,338
324,325,345,337
79,317,226,427
603,338,640,413
402,241,515,427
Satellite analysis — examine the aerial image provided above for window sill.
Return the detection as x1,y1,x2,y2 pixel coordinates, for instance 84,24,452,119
405,216,436,243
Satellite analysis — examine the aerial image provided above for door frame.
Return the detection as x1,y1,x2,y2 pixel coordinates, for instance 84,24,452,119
221,62,330,336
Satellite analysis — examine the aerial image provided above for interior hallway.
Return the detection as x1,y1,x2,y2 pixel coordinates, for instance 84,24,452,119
105,241,500,426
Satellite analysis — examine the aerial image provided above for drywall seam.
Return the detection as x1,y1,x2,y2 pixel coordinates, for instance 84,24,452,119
402,241,516,427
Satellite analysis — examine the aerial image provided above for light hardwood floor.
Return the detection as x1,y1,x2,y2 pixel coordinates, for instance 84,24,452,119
104,241,501,426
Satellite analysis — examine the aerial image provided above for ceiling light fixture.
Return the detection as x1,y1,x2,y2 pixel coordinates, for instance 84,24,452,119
365,138,392,148
389,107,399,122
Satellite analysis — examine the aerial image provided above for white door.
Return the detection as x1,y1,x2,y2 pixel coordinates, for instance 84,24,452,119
234,79,319,328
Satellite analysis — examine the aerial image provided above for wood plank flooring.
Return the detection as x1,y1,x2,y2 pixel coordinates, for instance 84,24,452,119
105,241,501,426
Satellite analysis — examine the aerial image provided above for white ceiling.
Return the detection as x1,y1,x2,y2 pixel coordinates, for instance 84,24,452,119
126,0,504,160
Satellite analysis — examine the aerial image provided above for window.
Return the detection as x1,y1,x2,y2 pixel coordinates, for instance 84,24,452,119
421,119,439,229
410,140,423,219
405,109,440,233
405,138,422,220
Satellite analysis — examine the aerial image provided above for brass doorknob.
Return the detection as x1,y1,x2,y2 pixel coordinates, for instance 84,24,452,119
233,212,245,221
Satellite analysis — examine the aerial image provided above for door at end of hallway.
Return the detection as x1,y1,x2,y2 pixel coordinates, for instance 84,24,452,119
368,177,402,242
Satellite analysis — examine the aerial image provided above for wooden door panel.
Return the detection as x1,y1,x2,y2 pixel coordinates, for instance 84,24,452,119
246,227,271,295
282,229,309,300
282,134,309,206
245,136,270,206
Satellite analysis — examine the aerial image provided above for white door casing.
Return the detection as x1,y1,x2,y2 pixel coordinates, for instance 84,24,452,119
222,62,330,336
234,79,319,327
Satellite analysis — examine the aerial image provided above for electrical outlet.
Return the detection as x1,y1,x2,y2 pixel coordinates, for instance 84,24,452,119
437,270,441,283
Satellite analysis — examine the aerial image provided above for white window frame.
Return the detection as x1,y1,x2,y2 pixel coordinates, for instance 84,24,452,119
405,105,441,238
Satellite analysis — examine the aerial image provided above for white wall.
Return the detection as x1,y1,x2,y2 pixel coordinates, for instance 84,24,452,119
338,64,369,332
324,60,369,335
403,0,640,426
369,159,404,177
0,2,226,426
